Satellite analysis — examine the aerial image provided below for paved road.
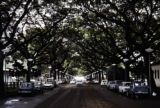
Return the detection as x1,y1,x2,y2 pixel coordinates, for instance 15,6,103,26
1,84,160,108
0,87,61,108
35,84,116,108
35,84,160,108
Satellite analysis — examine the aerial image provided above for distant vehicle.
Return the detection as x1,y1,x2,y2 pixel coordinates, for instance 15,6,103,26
61,79,68,84
43,78,56,90
76,80,83,86
92,80,99,84
18,82,35,95
43,82,54,90
126,81,149,99
57,80,63,84
85,80,93,84
100,80,108,86
118,81,131,94
70,79,76,84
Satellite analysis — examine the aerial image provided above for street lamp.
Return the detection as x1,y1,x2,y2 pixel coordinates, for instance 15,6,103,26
145,47,153,96
27,58,33,82
124,59,129,81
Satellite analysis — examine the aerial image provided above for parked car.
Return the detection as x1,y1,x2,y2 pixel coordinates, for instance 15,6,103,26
126,81,149,99
70,79,76,84
30,79,44,93
61,79,68,84
93,80,99,84
118,81,131,94
57,80,63,84
100,80,108,86
43,78,56,90
114,80,123,91
76,80,83,86
34,81,44,93
106,81,114,89
18,82,35,95
107,80,122,91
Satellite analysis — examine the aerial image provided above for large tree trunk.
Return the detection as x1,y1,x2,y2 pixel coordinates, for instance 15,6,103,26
50,67,53,77
53,70,57,80
90,73,92,80
0,51,5,98
26,61,31,82
98,71,101,84
143,54,157,93
58,71,60,80
125,63,130,81
144,54,150,86
101,71,104,80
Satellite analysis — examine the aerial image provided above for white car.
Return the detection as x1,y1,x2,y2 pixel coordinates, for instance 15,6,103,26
118,82,131,94
42,78,56,90
76,80,83,86
57,80,63,84
43,81,54,90
100,80,108,86
93,80,99,84
70,80,76,84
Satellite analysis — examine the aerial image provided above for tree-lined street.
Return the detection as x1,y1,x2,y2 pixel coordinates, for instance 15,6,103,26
1,0,160,107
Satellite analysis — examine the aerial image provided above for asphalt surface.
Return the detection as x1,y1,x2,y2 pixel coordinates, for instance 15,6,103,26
1,84,160,108
35,84,160,108
35,84,117,108
0,87,61,108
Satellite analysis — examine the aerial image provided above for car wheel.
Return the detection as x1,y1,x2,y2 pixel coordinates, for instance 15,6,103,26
40,89,44,94
126,92,129,97
131,93,134,98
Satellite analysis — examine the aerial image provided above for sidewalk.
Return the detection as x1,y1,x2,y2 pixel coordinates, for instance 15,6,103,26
0,87,61,108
